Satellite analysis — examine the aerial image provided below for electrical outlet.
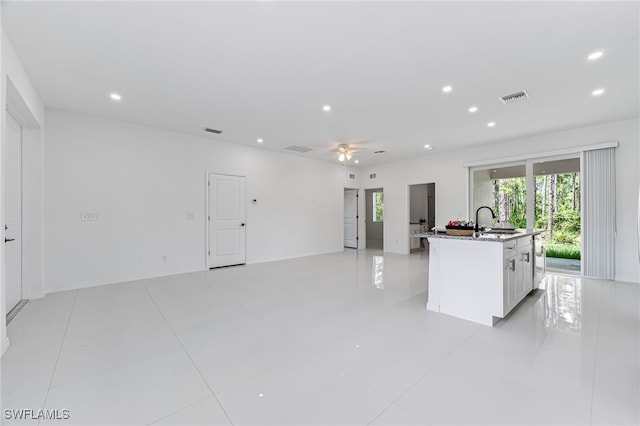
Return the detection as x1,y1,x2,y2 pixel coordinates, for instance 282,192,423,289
162,255,167,263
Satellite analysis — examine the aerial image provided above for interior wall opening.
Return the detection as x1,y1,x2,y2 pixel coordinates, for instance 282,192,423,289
343,188,358,249
365,188,383,250
409,183,435,253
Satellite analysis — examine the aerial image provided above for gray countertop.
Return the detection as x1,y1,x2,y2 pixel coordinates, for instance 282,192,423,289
412,229,543,243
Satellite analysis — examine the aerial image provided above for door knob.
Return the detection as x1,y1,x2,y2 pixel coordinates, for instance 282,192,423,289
4,238,15,243
240,223,245,227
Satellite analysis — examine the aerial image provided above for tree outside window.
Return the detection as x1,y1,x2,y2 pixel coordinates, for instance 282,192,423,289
373,191,384,222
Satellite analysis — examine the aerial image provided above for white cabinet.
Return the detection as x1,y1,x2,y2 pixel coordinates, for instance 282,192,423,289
502,236,533,316
517,238,533,298
502,240,517,315
503,253,517,314
426,231,541,327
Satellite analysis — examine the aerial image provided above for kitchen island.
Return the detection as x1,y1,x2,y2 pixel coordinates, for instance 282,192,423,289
414,230,543,326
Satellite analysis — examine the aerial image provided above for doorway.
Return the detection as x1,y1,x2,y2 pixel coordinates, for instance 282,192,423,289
4,112,23,314
207,173,246,268
365,188,383,249
343,188,358,249
534,157,581,274
409,183,435,252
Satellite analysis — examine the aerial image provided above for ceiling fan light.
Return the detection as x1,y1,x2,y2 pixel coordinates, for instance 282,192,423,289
338,153,345,162
346,153,352,160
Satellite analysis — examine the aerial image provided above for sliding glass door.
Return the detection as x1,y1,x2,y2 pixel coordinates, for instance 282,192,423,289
471,162,526,229
533,158,581,273
470,154,581,274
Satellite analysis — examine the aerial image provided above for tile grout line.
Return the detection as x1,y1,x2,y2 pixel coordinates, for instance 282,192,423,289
588,282,604,426
366,325,483,426
39,290,80,424
146,395,213,426
142,282,235,426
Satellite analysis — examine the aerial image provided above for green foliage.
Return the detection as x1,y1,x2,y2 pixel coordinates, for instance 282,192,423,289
490,172,581,255
373,191,384,222
553,232,577,245
509,213,527,229
492,177,527,226
554,209,581,234
546,244,581,260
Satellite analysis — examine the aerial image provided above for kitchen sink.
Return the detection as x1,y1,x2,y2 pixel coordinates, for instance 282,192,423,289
483,228,519,234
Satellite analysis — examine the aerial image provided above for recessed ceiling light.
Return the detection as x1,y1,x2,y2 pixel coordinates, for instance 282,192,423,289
442,85,452,93
592,88,605,96
487,122,496,127
257,138,263,143
468,106,478,113
354,160,359,164
322,105,331,112
110,93,121,101
424,144,433,150
588,50,604,61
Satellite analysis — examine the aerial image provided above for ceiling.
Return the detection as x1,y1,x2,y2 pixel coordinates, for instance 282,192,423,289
2,1,638,167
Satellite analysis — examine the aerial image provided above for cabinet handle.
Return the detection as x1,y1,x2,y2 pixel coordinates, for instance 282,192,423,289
523,253,530,263
509,259,516,271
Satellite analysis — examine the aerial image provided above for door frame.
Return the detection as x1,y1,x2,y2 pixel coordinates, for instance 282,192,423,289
407,182,435,252
204,171,247,268
2,78,46,354
343,187,359,249
4,111,23,313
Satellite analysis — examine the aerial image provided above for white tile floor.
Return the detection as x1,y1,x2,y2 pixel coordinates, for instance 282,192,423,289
2,249,639,425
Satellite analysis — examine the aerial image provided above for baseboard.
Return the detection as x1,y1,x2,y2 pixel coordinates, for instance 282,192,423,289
614,274,640,284
45,267,206,294
248,249,343,265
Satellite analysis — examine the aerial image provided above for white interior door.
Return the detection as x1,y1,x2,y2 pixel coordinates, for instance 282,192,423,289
208,173,246,268
344,189,358,248
4,112,22,312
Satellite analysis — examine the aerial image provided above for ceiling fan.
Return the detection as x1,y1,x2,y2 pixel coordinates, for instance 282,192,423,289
334,142,363,162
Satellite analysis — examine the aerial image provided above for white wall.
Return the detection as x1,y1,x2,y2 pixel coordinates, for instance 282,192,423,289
361,117,640,283
1,29,46,355
44,109,356,292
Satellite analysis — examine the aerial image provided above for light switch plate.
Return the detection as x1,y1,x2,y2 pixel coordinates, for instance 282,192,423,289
81,212,99,221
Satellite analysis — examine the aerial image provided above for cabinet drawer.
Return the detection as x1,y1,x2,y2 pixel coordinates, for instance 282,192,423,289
517,236,533,249
503,240,516,253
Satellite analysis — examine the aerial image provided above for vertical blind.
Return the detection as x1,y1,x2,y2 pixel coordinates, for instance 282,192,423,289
583,147,616,279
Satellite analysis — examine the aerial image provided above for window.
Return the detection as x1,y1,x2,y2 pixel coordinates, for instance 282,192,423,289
470,155,582,275
373,191,384,222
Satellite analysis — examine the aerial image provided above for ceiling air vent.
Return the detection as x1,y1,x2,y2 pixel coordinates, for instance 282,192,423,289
204,128,223,134
374,150,387,154
499,90,530,104
284,145,312,153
